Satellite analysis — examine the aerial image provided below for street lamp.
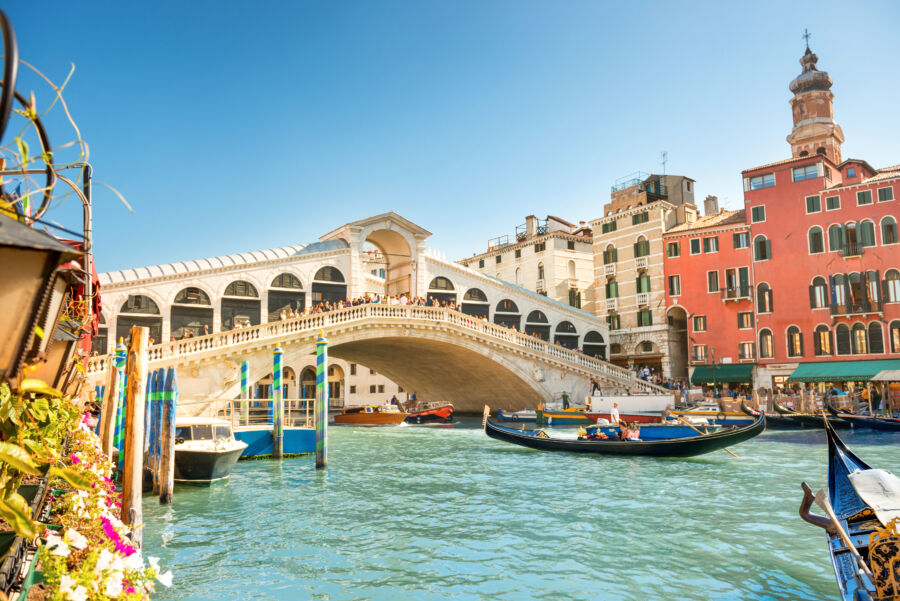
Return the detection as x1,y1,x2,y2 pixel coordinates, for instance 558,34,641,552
0,213,80,382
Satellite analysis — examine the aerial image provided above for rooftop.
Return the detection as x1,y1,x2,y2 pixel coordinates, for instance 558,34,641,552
666,209,746,233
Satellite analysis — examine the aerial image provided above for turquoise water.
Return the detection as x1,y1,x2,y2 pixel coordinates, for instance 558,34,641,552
142,420,899,601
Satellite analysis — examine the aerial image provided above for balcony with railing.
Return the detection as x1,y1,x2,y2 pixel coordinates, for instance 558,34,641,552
840,242,862,257
721,285,753,302
606,298,618,312
604,263,616,277
536,278,546,292
634,256,649,270
636,292,650,306
830,299,883,316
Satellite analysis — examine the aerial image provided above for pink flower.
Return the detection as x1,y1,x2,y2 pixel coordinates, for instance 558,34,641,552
69,454,81,464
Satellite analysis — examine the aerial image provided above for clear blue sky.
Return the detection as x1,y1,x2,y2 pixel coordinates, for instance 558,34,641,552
7,1,899,272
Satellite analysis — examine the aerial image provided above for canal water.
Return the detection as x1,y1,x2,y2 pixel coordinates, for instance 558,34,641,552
142,419,899,601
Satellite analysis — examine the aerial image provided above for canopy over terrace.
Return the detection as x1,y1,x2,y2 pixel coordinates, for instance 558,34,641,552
786,359,900,383
870,369,900,382
690,364,753,385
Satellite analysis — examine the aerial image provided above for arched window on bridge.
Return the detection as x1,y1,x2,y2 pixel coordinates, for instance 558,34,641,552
554,321,579,349
494,299,520,329
171,287,213,339
91,314,108,355
461,288,489,318
312,266,347,306
427,276,457,306
269,273,305,320
116,295,162,345
222,281,260,330
583,330,606,359
525,310,550,341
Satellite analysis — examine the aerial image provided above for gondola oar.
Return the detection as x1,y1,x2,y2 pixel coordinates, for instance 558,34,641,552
671,414,739,458
811,487,875,581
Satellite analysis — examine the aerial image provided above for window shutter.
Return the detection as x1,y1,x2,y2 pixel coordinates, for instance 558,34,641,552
733,233,739,248
764,240,771,260
808,285,816,308
836,327,851,355
769,288,774,313
613,248,618,262
884,277,890,303
869,323,884,354
873,270,881,306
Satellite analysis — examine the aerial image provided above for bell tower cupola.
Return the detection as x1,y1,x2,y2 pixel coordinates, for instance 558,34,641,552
786,35,844,163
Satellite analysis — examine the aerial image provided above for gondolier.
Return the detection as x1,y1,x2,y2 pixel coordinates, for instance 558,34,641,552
610,402,620,425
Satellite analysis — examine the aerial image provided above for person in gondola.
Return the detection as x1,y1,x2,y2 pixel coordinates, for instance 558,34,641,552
610,402,620,426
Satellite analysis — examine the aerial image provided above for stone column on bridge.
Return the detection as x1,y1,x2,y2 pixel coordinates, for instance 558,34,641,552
414,237,428,299
347,229,367,300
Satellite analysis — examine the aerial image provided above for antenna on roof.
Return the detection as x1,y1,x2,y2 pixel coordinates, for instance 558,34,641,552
660,151,668,176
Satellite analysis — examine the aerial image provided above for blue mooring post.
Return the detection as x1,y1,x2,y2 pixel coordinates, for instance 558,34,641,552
240,360,249,425
113,340,127,475
151,369,164,493
143,371,153,460
272,345,284,459
159,367,178,504
315,333,328,469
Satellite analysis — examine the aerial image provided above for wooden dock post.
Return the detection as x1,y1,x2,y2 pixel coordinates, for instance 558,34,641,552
272,345,284,459
241,360,249,425
122,326,148,549
159,367,178,505
315,333,328,469
100,354,120,457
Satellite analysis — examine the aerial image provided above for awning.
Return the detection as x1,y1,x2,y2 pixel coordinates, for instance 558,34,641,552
787,360,900,383
870,369,900,382
691,363,753,384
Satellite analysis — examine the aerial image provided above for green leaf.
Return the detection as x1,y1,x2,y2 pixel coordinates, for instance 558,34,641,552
48,467,91,490
15,137,29,167
19,379,61,397
0,495,37,540
21,439,48,461
29,398,49,422
0,442,40,475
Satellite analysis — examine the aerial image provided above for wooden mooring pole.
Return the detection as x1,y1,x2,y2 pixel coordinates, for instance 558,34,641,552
100,354,120,457
122,326,148,549
273,345,284,459
315,333,328,469
159,367,177,505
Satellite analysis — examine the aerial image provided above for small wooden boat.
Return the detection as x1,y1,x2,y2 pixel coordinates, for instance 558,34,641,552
405,403,454,424
825,399,900,432
774,400,850,429
584,392,672,424
333,405,408,425
483,406,765,457
668,401,755,426
535,406,593,426
496,409,537,422
798,417,900,601
740,400,802,429
174,417,248,485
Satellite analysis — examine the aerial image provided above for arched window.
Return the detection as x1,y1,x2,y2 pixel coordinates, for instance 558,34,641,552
809,277,828,309
882,216,898,245
757,283,773,313
885,270,900,303
269,273,305,320
634,236,650,258
222,281,261,329
313,267,345,283
786,326,803,357
835,324,851,355
759,329,773,359
537,263,545,281
583,331,606,359
808,227,824,254
828,224,844,252
832,274,848,309
117,295,162,344
754,235,771,261
891,320,900,353
91,314,108,355
814,325,832,356
172,287,213,339
426,276,456,306
851,323,868,355
568,260,576,280
312,267,347,306
869,322,885,354
461,288,489,318
603,244,617,265
554,321,578,349
859,220,876,247
494,299,520,329
524,310,550,341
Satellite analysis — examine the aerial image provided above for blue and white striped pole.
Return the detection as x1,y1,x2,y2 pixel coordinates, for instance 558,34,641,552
241,360,249,425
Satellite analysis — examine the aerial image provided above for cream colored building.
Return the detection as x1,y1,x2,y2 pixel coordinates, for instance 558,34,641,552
590,173,696,377
459,215,597,318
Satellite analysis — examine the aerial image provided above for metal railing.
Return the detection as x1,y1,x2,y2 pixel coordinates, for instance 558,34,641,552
721,286,752,301
179,398,314,429
87,304,669,394
840,242,862,257
830,300,882,316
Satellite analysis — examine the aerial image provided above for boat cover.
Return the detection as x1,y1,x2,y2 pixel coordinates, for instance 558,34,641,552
847,469,900,526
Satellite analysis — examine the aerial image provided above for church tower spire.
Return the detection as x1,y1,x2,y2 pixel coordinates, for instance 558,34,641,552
786,38,844,163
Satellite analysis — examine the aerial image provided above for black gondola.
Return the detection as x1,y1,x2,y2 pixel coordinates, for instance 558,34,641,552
773,400,850,429
825,399,900,432
798,418,900,601
482,406,766,457
740,400,802,428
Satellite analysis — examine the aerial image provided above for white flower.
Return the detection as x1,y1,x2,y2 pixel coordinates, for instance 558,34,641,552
148,556,160,571
95,548,115,572
45,533,70,557
59,574,76,594
123,552,143,571
64,528,88,550
157,570,174,587
104,572,123,598
67,584,88,601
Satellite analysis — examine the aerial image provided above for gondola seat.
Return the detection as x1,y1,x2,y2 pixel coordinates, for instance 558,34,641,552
870,518,900,600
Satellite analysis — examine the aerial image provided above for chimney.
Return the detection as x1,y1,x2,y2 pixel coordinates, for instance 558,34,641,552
525,215,537,237
703,195,719,216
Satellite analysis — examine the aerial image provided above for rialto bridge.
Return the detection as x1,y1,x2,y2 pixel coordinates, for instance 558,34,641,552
89,213,667,411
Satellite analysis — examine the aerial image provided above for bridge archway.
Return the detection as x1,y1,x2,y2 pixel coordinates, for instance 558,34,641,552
364,229,413,297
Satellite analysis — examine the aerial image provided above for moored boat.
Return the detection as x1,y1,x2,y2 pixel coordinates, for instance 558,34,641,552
333,404,408,425
483,405,765,457
535,406,593,426
825,399,900,432
739,400,802,429
404,403,454,424
496,408,537,422
174,417,248,485
798,417,900,601
774,400,850,429
584,392,672,424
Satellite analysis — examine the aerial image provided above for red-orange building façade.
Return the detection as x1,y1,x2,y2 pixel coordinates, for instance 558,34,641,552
663,45,900,391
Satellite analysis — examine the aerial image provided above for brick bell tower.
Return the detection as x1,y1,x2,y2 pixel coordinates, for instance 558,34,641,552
786,41,844,163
